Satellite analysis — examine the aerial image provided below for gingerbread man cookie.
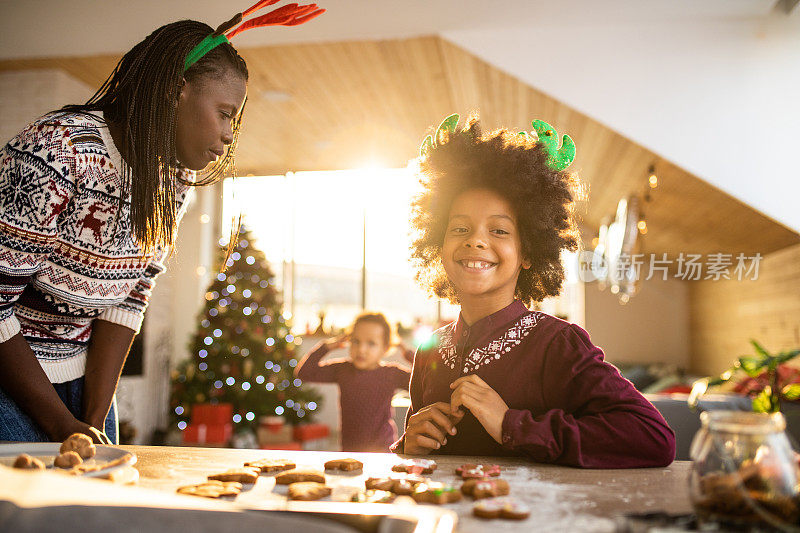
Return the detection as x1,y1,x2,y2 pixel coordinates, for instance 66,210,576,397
244,458,296,473
324,458,363,472
392,459,437,475
275,468,326,484
473,497,531,520
456,463,501,479
412,482,462,504
461,478,510,499
351,489,396,503
208,467,260,484
287,482,332,501
177,480,242,498
365,475,426,495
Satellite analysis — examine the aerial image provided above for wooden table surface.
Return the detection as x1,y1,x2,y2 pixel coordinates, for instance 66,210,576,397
122,445,693,532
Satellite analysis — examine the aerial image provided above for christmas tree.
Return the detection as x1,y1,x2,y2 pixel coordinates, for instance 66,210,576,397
169,225,322,434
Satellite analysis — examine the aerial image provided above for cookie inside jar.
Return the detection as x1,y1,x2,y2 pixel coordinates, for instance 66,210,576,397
689,410,800,527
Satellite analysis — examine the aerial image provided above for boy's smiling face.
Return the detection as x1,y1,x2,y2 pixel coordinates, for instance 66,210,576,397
442,188,531,315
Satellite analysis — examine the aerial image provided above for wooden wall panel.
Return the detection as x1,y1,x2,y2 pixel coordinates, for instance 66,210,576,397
689,243,800,375
1,35,797,259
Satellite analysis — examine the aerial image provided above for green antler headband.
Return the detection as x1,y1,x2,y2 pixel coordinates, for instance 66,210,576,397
519,119,576,171
419,114,576,172
184,0,326,72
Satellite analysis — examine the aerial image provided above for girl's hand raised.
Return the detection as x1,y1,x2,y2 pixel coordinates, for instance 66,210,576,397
403,402,463,455
449,375,509,444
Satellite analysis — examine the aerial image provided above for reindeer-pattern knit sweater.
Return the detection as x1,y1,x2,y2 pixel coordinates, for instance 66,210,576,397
0,112,191,383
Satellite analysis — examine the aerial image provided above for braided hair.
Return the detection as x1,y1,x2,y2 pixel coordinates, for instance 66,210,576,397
61,20,249,252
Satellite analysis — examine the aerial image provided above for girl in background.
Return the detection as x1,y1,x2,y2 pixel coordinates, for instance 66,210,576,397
295,312,411,452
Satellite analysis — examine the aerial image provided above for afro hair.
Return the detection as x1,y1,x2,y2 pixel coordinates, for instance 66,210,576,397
409,116,582,305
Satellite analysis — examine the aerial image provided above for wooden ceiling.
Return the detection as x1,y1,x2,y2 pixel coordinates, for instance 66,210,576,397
2,36,797,258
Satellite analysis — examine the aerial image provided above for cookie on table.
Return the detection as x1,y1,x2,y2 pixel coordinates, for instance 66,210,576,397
244,458,296,473
60,433,96,459
177,480,243,498
461,478,510,499
275,468,326,484
54,451,83,469
324,458,363,472
392,458,437,475
365,475,426,495
287,482,332,501
351,489,396,503
456,463,500,479
412,482,462,504
208,467,260,484
12,454,45,470
473,497,531,520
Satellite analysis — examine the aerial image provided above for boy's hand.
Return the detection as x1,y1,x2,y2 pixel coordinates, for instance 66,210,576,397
403,402,464,455
450,375,509,444
324,334,348,350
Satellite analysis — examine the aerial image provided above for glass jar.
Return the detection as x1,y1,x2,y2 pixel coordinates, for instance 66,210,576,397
689,410,800,528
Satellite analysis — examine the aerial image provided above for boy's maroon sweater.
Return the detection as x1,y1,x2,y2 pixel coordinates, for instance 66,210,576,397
393,301,676,468
295,343,410,452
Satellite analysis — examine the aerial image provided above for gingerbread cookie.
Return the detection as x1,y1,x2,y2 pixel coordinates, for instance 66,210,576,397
12,454,45,470
208,467,260,484
392,459,437,475
67,453,133,476
365,475,427,495
275,468,326,484
244,458,296,473
54,451,83,469
461,478,510,499
351,489,396,503
177,480,242,498
324,458,363,472
473,497,530,520
60,433,96,459
456,463,501,479
412,482,462,504
287,482,332,501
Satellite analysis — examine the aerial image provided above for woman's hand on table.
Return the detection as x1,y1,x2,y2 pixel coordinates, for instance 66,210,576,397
56,417,111,444
450,375,509,444
404,402,463,454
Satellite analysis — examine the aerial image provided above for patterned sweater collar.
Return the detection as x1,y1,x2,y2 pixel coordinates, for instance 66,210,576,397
440,300,542,373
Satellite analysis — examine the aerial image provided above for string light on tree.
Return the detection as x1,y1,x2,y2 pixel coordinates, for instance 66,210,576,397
169,224,322,435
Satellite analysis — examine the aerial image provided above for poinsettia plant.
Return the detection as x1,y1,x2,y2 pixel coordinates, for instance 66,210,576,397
689,341,800,413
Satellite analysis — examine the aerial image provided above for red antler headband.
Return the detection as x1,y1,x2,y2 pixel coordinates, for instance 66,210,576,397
184,0,325,71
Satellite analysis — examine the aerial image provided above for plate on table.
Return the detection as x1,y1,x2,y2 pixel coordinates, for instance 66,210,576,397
0,442,136,478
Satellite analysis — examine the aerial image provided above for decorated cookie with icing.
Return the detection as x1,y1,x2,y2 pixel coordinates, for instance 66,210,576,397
392,458,437,475
473,497,531,520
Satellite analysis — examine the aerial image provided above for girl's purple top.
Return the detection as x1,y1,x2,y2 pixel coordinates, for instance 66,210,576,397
393,301,676,468
295,343,410,452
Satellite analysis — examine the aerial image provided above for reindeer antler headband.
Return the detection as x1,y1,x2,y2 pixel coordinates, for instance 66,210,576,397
184,0,326,71
420,114,576,172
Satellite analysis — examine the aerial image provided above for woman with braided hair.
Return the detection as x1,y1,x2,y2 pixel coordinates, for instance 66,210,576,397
0,2,324,444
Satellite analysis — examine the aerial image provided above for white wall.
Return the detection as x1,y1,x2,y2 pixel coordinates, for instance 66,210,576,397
0,69,92,143
583,277,690,369
1,2,796,232
443,11,800,232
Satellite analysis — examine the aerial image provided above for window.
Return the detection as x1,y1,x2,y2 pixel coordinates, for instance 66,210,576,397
222,168,458,334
